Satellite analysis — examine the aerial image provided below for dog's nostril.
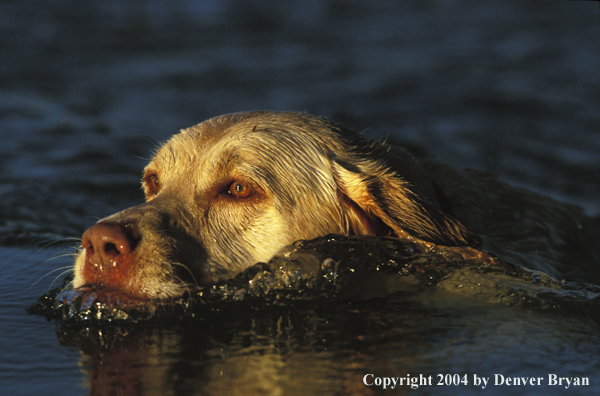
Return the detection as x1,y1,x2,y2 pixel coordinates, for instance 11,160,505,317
103,242,120,255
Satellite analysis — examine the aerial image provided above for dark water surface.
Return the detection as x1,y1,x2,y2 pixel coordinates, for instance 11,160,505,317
1,0,599,395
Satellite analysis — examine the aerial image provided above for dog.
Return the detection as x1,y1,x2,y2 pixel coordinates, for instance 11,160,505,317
72,111,600,302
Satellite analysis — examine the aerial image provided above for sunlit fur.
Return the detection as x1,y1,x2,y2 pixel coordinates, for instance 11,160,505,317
73,111,600,298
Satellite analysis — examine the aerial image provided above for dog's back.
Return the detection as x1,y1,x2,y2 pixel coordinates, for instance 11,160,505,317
421,160,600,283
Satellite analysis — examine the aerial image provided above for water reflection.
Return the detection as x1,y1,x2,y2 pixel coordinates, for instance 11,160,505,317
60,299,434,396
56,280,600,396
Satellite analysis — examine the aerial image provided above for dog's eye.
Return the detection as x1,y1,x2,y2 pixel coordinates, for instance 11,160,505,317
228,181,253,198
144,173,160,196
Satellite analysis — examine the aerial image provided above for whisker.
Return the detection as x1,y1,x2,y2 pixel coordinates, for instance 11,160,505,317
170,261,200,288
23,266,74,297
48,268,74,291
169,273,197,310
31,249,80,271
172,273,195,295
35,238,82,251
165,260,202,309
136,133,162,148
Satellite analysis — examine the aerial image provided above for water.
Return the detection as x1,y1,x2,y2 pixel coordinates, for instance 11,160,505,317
1,247,84,396
1,0,599,395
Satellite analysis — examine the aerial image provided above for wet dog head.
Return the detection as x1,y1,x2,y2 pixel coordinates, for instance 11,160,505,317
73,111,478,300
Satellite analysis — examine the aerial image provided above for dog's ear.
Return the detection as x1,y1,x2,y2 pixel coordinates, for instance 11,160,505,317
332,149,480,247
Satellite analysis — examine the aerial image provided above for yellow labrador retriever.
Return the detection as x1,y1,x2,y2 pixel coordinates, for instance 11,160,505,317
72,111,599,301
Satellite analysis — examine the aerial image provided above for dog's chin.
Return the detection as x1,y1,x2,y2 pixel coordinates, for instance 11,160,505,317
54,282,193,320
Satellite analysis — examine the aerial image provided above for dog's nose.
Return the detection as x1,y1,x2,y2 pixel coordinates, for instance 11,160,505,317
80,223,140,288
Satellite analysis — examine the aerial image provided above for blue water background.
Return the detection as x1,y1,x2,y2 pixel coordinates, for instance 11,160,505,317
0,1,598,395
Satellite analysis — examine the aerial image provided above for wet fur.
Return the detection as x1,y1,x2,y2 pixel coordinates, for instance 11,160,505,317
72,111,600,299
